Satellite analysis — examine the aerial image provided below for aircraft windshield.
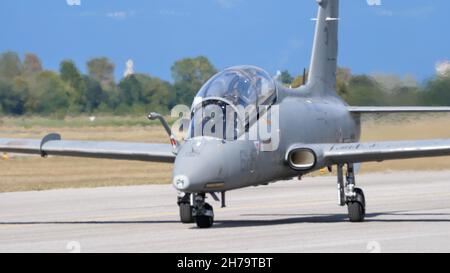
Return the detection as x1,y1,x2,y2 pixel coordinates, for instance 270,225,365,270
189,66,277,140
192,66,276,109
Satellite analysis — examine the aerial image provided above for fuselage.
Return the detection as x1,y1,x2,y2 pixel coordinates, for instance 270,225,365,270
172,79,361,193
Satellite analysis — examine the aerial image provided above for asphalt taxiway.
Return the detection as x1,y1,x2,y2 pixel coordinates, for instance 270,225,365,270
1,171,450,252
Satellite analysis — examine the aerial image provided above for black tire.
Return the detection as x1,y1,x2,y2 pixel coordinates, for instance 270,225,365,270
196,203,214,228
196,215,214,228
179,203,194,224
347,188,365,222
354,188,366,213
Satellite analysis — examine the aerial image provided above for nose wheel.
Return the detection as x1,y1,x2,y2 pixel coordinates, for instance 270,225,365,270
178,193,215,227
193,194,214,228
196,203,214,228
179,203,194,223
178,193,194,223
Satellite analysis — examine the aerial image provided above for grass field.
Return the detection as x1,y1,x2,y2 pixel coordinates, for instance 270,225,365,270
1,114,450,192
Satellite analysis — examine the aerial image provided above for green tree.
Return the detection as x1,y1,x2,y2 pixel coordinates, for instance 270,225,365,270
422,76,450,106
171,56,217,106
0,80,13,113
0,79,27,115
389,86,421,106
279,70,293,86
26,71,70,116
118,74,141,107
136,74,170,113
87,57,115,88
0,51,22,80
83,76,108,112
60,60,83,90
291,76,304,88
23,53,43,78
336,67,352,99
345,75,386,106
60,60,86,112
117,74,170,114
291,69,309,88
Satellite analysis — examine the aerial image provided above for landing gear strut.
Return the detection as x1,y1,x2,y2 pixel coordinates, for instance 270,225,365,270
193,194,214,228
337,163,366,222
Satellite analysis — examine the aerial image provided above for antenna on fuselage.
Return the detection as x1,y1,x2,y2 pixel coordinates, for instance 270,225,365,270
302,68,307,86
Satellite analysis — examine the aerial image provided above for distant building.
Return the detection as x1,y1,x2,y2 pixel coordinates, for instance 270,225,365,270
123,59,134,77
436,60,450,77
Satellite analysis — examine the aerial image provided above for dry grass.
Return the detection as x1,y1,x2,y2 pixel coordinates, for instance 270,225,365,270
1,114,450,192
0,157,172,192
0,116,172,192
359,114,450,173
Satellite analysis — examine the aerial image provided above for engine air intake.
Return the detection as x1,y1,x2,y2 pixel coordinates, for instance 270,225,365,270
287,148,316,171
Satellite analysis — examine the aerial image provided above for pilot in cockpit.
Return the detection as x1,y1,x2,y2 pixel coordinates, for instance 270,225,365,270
224,75,255,107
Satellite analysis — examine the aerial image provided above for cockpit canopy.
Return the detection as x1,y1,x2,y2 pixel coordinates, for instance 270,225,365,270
188,66,277,140
192,66,277,110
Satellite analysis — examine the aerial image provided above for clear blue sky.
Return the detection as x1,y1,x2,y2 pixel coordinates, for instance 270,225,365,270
0,0,448,83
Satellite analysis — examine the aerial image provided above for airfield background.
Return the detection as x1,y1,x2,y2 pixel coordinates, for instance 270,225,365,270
2,51,450,193
1,52,450,118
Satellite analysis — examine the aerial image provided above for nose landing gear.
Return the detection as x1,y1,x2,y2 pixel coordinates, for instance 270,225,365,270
193,194,214,228
195,203,214,228
337,163,366,222
177,193,215,228
178,193,194,223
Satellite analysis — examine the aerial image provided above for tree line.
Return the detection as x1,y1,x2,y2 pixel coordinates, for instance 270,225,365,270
278,68,450,107
0,51,217,117
1,51,449,117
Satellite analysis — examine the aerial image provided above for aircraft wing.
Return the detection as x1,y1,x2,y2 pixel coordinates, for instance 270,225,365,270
347,106,450,113
0,134,176,163
288,139,450,171
319,139,450,164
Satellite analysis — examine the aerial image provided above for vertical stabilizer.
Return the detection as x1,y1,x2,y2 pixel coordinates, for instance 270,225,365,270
308,0,339,92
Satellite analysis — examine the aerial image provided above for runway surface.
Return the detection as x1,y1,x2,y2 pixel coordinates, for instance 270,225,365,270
1,171,450,253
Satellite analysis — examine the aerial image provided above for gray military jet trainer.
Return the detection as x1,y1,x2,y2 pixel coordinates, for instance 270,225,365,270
2,0,450,228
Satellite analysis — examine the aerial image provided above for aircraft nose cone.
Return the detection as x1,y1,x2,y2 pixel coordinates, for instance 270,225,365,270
172,139,225,192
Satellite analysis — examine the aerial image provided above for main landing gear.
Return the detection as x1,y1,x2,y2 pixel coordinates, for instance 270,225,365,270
177,193,214,228
337,163,366,222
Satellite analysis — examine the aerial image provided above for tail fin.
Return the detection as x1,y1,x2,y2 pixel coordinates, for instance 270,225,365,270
307,0,339,92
